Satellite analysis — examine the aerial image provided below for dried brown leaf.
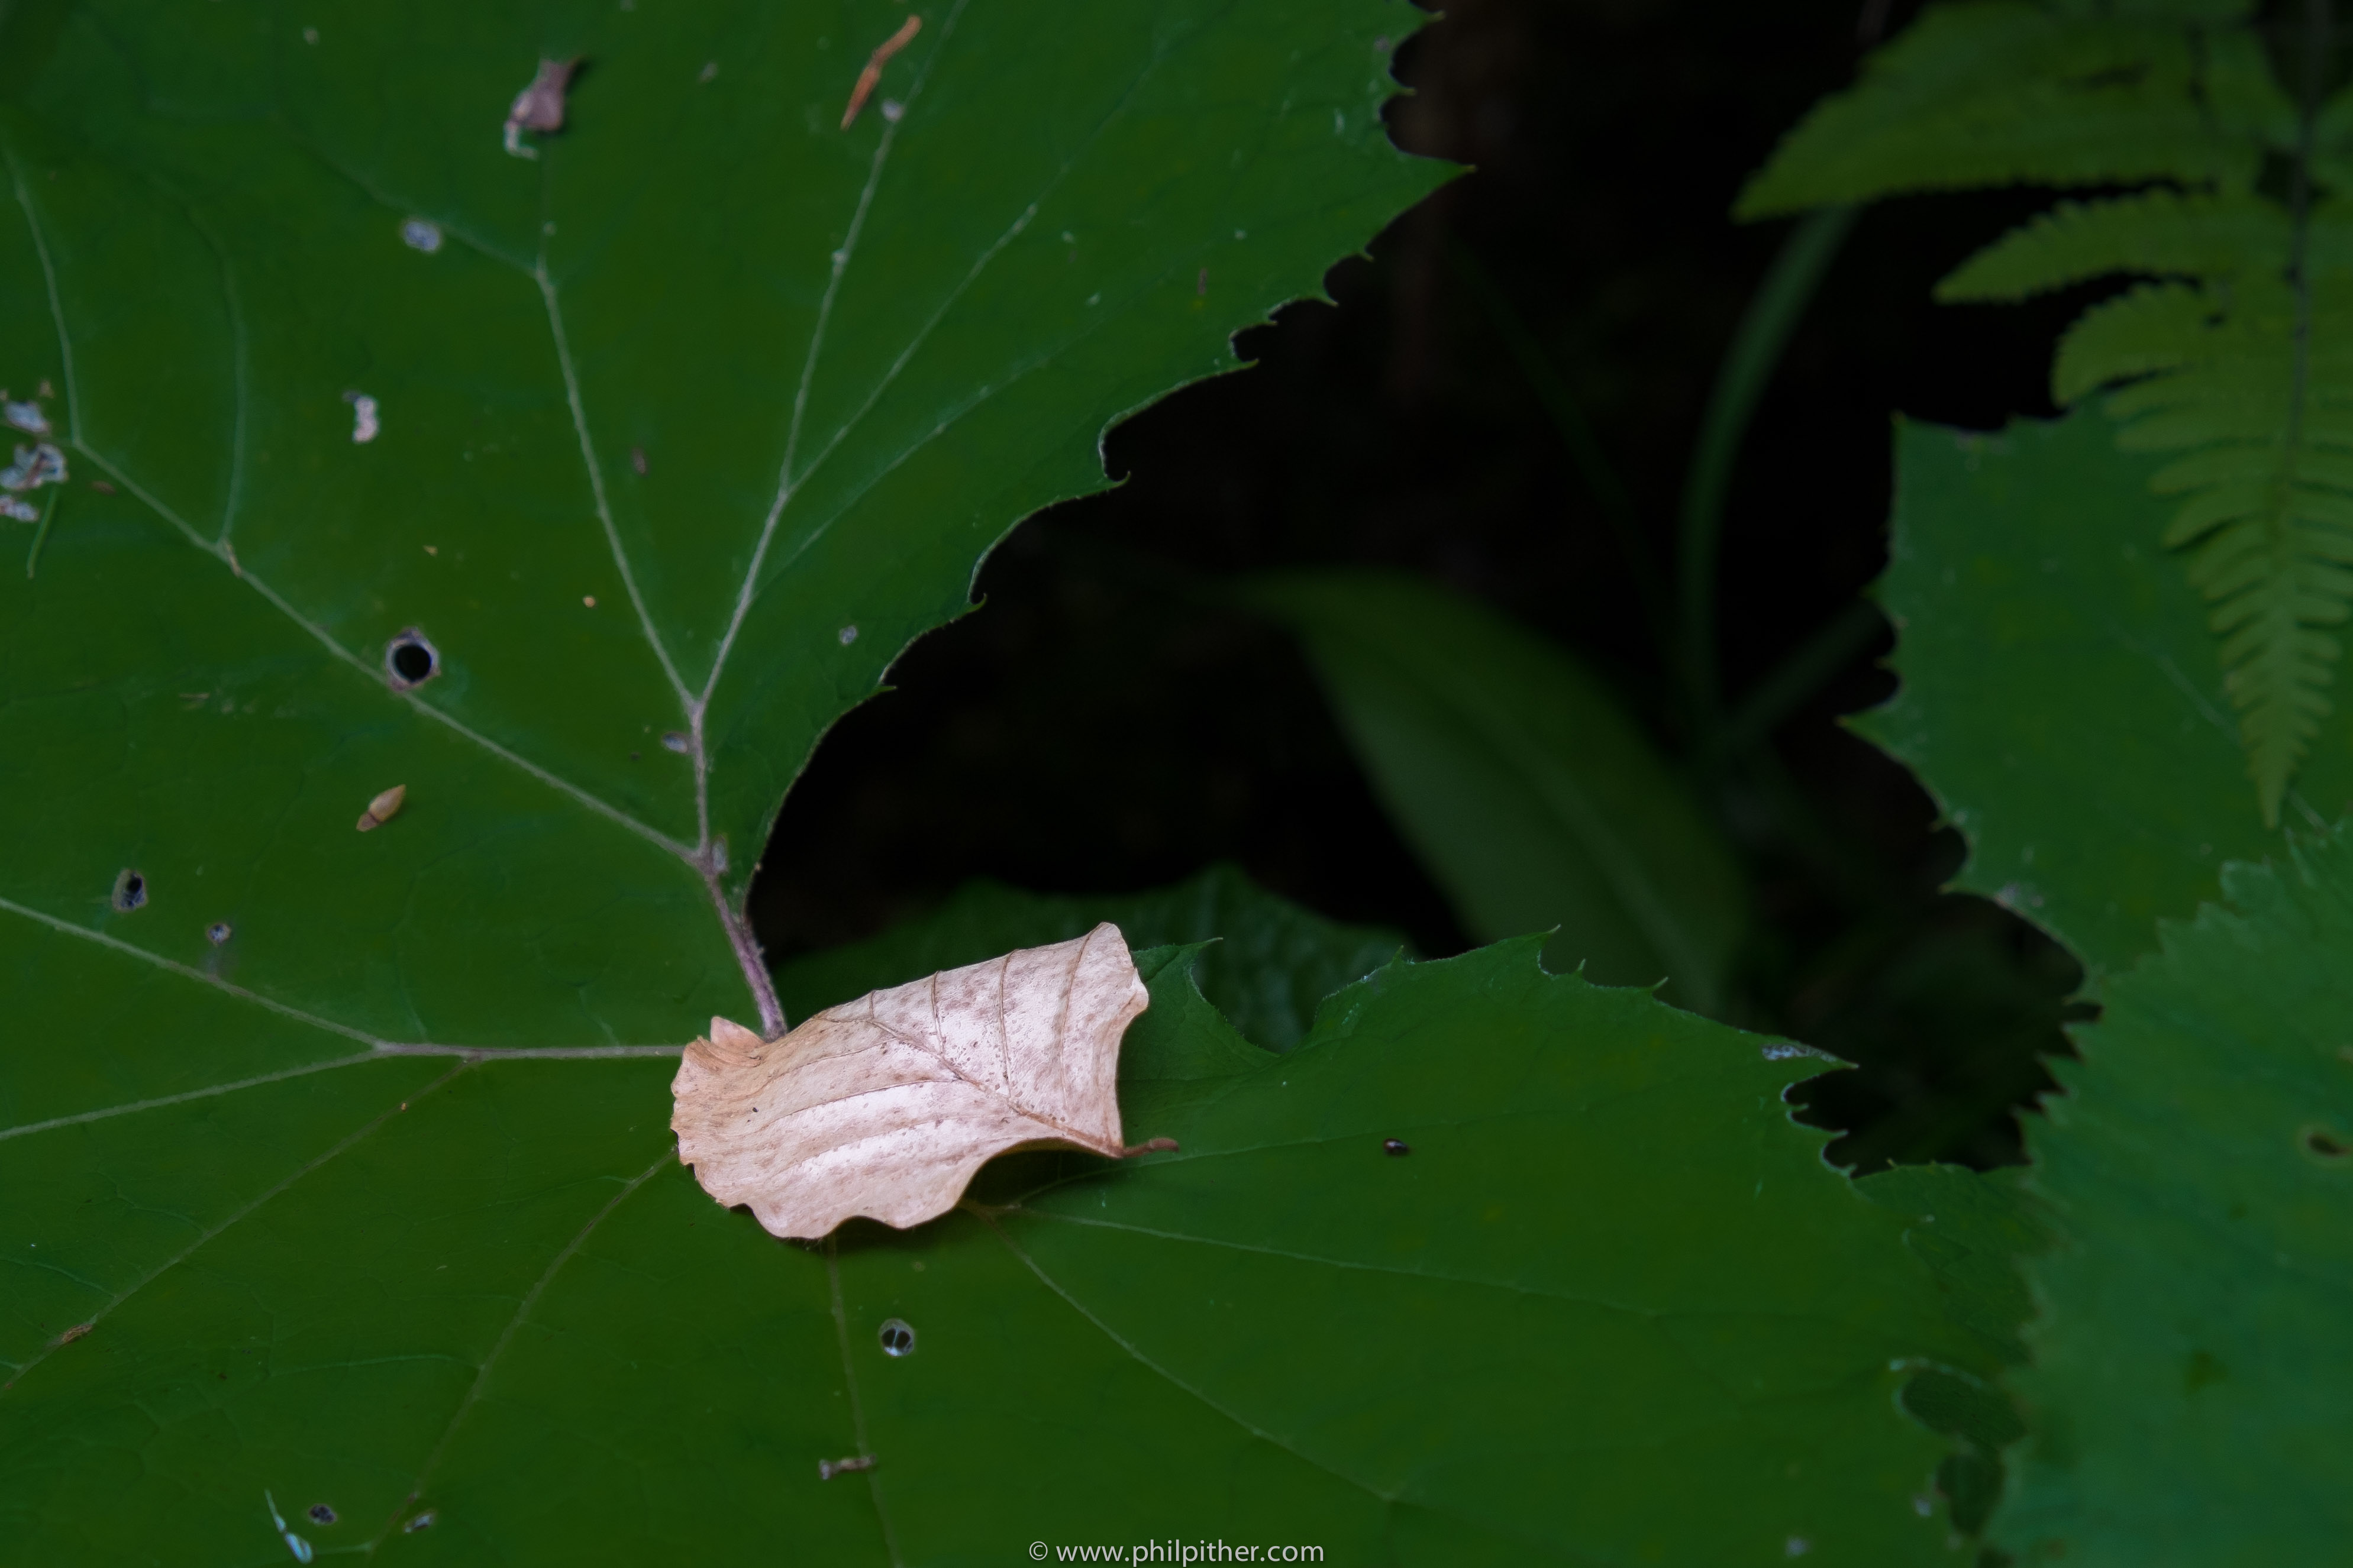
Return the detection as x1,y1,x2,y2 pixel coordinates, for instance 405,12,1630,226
671,924,1151,1238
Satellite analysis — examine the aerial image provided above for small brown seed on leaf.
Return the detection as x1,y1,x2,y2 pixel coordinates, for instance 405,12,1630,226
356,784,406,832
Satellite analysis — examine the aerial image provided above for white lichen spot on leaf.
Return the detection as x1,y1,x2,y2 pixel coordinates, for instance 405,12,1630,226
672,926,1163,1238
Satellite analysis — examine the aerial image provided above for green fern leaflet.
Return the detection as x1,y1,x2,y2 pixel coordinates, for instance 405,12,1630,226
1738,0,2353,826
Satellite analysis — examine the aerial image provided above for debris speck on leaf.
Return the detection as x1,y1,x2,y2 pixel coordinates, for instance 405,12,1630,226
583,594,597,608
302,25,317,44
660,731,689,754
838,624,858,646
840,15,921,130
0,497,35,523
400,218,443,253
1384,1138,1410,1156
879,98,903,123
630,445,647,474
356,784,406,832
208,922,233,946
698,60,717,83
91,479,114,494
54,1322,92,1346
503,57,579,159
672,925,1152,1238
1196,267,1208,297
343,391,379,444
111,869,146,913
403,1511,436,1533
307,1504,336,1525
818,1454,875,1479
2,398,49,435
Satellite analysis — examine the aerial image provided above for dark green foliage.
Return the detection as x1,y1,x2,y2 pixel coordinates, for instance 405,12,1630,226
1992,833,2353,1563
1745,0,2353,825
774,864,1406,1050
1240,570,1748,1016
1865,411,2353,979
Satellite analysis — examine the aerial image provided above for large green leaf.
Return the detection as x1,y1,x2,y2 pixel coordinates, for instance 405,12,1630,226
1240,570,1750,1016
0,0,1448,1551
774,864,1406,1052
1989,832,2353,1564
7,935,2027,1560
1861,410,2353,980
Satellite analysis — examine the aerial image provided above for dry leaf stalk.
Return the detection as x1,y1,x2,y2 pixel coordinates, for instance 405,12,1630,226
672,924,1151,1238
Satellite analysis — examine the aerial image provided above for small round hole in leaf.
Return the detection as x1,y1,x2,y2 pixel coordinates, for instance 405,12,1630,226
308,1504,337,1525
877,1318,915,1357
206,921,232,945
111,869,146,912
384,629,439,690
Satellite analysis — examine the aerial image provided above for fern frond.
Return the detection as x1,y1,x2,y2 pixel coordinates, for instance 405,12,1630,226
2051,282,2216,402
1736,4,2284,218
2051,270,2353,821
1938,192,2287,301
1745,0,2338,823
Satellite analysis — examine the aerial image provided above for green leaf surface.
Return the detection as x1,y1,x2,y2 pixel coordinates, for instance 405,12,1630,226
1989,832,2353,1564
0,0,1450,1554
774,864,1407,1052
1861,410,2353,979
1240,569,1750,1016
7,935,2022,1561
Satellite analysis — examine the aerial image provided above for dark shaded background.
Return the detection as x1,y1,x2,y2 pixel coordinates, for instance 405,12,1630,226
747,0,2094,1171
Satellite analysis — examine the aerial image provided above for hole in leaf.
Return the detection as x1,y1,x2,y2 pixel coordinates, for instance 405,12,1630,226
660,731,689,754
385,629,439,690
403,1511,435,1533
877,1318,915,1357
2303,1126,2349,1160
206,921,232,945
308,1505,336,1525
111,869,146,911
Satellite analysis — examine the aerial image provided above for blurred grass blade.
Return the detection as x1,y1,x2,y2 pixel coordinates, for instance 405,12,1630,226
1679,203,1858,723
1445,240,1670,655
1241,570,1748,1015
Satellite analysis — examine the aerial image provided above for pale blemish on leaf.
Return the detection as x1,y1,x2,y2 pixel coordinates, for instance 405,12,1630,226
400,218,443,254
672,925,1155,1238
262,1491,312,1563
1,439,66,491
818,1454,876,1480
341,391,379,444
2,397,49,435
